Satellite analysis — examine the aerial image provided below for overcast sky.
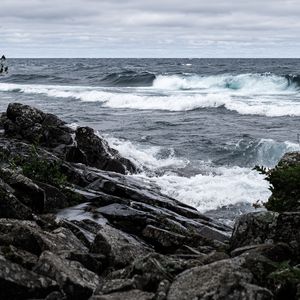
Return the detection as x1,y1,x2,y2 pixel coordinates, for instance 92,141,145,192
1,0,300,58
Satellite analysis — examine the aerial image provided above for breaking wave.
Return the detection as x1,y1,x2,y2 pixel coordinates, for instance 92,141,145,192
0,80,300,116
153,73,300,93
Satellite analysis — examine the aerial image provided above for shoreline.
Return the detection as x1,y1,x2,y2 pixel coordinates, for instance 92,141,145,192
0,103,299,299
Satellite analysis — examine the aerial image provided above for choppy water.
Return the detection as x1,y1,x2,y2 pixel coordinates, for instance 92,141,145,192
1,58,300,217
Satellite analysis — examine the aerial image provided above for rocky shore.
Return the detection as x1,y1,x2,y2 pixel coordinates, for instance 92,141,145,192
0,103,299,299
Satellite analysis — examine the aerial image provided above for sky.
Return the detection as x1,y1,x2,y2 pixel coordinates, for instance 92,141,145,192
0,0,300,58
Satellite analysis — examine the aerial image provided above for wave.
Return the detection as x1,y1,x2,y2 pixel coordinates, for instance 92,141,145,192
1,82,300,117
222,138,300,168
105,136,270,212
138,167,270,212
153,73,300,93
100,71,156,87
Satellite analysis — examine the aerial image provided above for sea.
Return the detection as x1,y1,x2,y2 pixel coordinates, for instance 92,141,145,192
1,58,300,223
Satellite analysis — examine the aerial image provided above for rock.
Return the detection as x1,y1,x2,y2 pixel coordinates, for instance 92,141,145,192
231,243,293,262
41,113,73,147
142,225,186,251
75,126,136,174
90,224,152,268
167,258,273,300
0,255,58,300
65,251,107,275
0,178,33,219
34,251,100,299
0,219,87,255
0,167,45,213
231,211,300,260
0,245,38,269
124,253,202,291
230,211,278,250
94,278,137,295
90,289,155,300
277,152,300,168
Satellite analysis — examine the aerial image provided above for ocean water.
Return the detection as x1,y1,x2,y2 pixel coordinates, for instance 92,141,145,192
1,58,300,219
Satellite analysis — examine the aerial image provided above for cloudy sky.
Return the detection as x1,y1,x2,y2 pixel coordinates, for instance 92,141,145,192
1,0,300,57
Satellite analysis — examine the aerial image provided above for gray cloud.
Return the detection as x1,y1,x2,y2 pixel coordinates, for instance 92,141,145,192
0,0,299,57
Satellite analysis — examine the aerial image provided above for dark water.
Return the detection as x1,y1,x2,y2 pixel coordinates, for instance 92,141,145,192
1,58,300,216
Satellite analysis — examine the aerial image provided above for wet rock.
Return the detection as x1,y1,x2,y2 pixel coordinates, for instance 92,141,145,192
0,255,58,300
75,126,136,174
167,258,273,300
34,251,100,299
90,289,155,300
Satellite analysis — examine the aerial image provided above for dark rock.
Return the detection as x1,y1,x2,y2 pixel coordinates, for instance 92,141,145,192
0,167,45,213
65,251,107,275
94,278,137,295
142,225,186,251
36,182,69,212
231,243,293,262
0,245,38,269
34,251,100,300
230,211,278,250
167,258,273,300
0,255,58,300
44,291,65,300
90,289,155,300
75,126,136,174
0,219,87,255
231,211,300,260
123,253,202,291
90,224,152,268
0,178,33,219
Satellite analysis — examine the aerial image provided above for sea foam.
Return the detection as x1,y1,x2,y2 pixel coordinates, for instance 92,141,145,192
1,80,300,117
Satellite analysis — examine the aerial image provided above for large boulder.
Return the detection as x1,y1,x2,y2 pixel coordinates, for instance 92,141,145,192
231,211,300,260
167,258,273,300
75,126,136,174
2,103,136,175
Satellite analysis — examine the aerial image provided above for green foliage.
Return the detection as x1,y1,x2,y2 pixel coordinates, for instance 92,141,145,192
254,164,300,212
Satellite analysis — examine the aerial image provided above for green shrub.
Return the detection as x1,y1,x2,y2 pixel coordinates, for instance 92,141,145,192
254,165,300,212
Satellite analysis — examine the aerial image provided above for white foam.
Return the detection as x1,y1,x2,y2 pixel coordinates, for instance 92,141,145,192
1,82,300,116
107,136,271,212
133,166,271,212
106,136,188,172
153,73,298,94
